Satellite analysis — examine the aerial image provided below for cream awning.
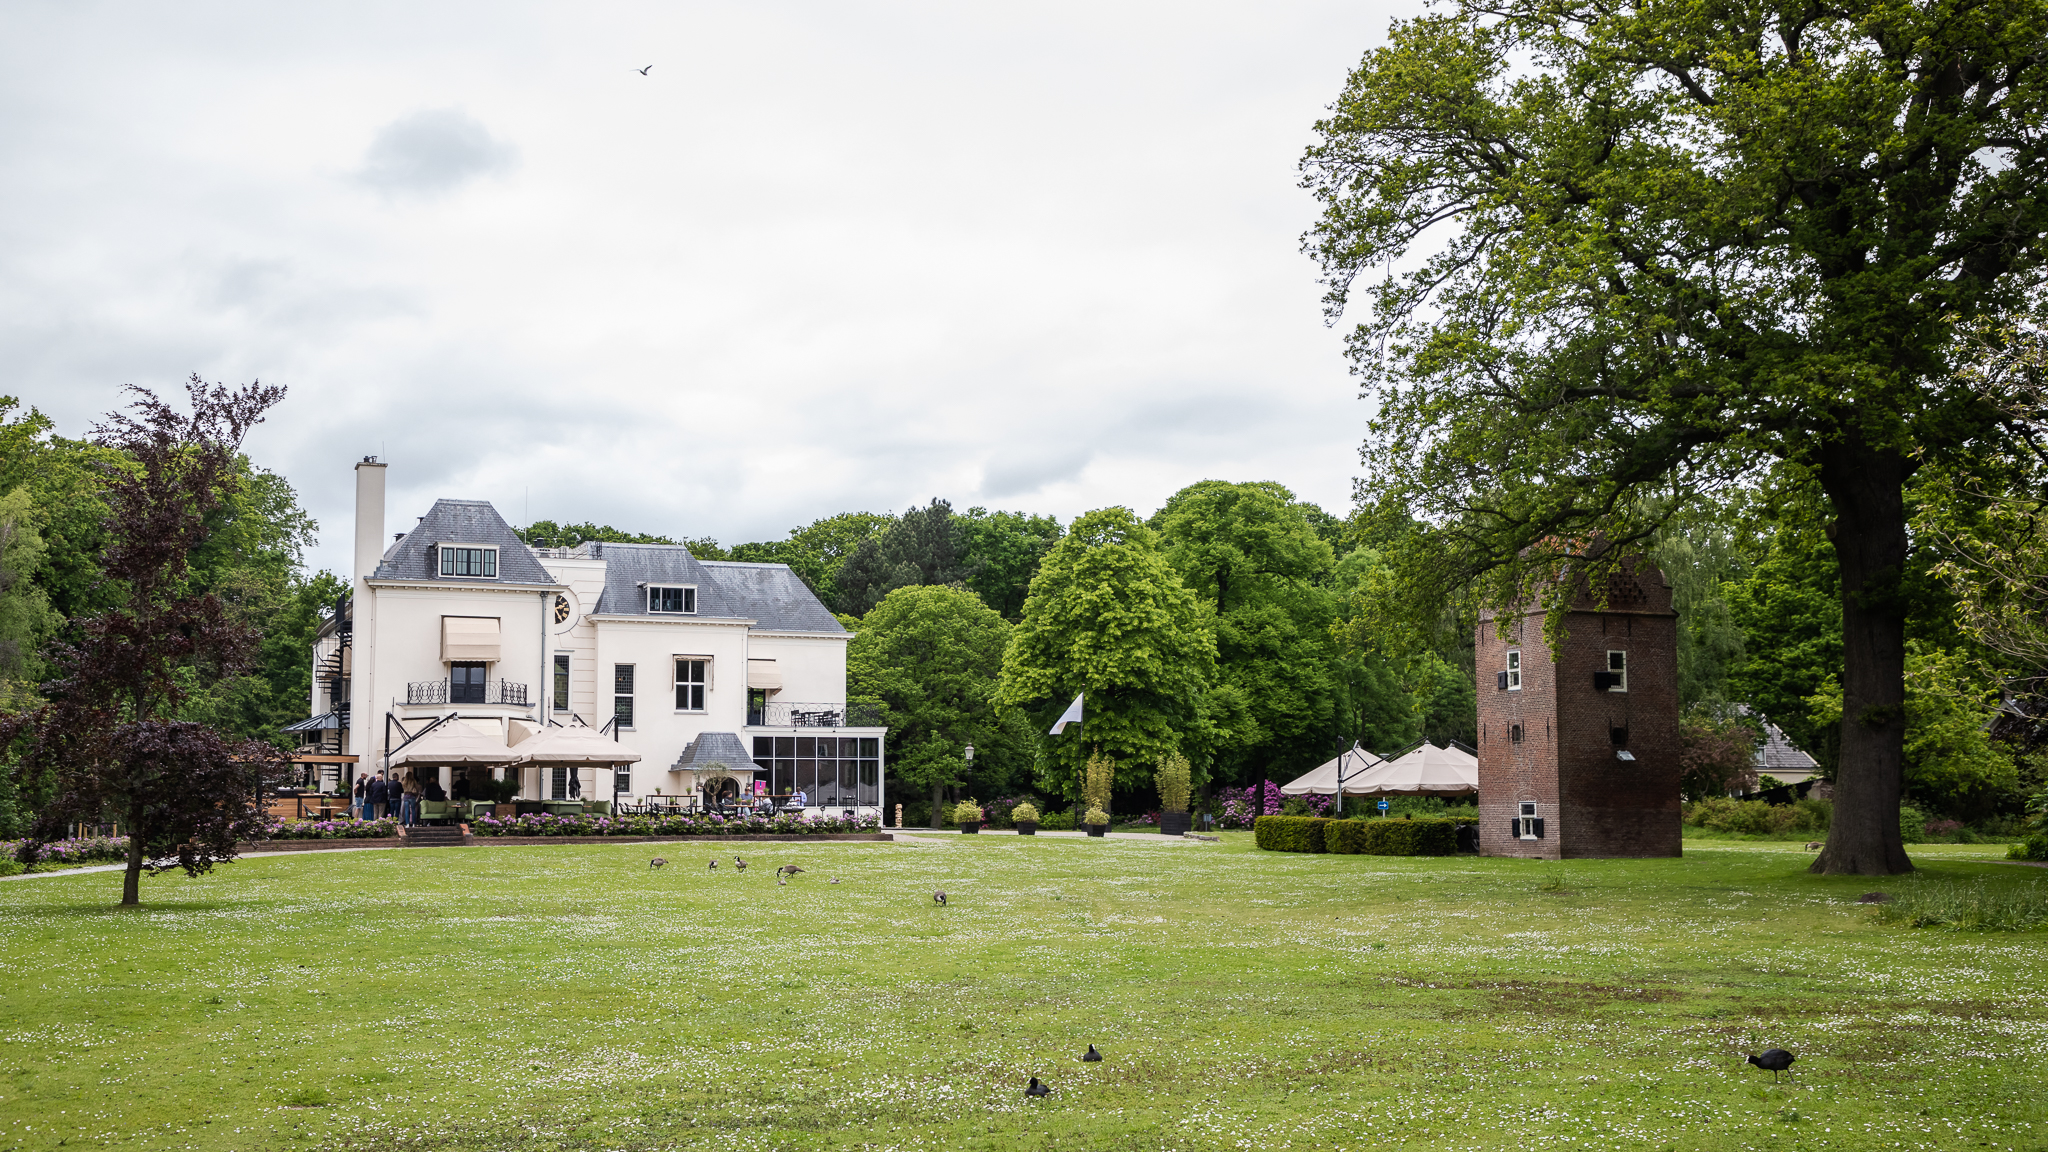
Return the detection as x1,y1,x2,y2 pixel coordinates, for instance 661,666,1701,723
1346,742,1479,796
746,659,782,690
383,720,518,770
509,723,644,766
1280,745,1386,795
442,615,502,661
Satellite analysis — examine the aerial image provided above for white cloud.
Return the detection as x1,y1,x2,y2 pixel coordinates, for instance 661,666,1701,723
0,0,1400,575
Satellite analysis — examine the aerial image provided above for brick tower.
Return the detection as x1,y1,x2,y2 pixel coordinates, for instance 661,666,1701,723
1475,557,1682,859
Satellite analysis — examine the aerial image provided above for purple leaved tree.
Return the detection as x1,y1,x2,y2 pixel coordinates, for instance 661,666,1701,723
2,378,292,905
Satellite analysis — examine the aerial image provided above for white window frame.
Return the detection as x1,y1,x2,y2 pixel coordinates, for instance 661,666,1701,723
1605,649,1629,692
1505,649,1522,690
438,542,498,579
675,657,710,712
648,585,697,614
1518,801,1539,841
614,663,635,729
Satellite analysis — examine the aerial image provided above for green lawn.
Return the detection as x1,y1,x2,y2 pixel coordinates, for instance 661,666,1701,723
1,835,2043,1152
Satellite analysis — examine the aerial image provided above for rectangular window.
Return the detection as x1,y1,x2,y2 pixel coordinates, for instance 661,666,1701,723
1606,650,1628,692
439,546,497,578
613,765,631,796
450,661,487,705
648,586,697,614
614,664,635,728
675,658,707,711
1506,649,1522,690
554,653,570,711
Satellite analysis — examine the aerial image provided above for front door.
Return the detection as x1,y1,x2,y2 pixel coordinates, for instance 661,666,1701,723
451,661,487,704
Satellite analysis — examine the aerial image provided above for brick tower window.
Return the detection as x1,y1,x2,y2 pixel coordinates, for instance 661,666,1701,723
1505,649,1522,690
1604,649,1628,692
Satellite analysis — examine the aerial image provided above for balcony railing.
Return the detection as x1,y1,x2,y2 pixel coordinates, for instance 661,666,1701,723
747,701,884,728
406,679,531,706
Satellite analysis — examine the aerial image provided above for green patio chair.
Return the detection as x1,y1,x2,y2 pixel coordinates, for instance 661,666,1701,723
418,799,450,824
544,801,584,817
584,800,611,816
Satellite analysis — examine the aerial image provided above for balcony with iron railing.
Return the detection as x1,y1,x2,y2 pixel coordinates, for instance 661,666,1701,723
746,701,884,728
406,678,531,706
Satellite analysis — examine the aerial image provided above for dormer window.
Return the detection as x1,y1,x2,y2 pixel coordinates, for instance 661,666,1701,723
439,544,497,578
648,585,696,614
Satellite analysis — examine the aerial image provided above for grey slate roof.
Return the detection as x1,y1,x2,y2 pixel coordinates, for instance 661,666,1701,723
1755,722,1819,773
591,544,845,633
671,732,760,773
373,499,557,585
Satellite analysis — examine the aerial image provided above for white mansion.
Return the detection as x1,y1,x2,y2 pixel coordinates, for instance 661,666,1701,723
285,459,885,810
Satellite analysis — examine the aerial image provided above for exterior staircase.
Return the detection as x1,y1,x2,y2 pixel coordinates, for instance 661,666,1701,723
402,825,466,848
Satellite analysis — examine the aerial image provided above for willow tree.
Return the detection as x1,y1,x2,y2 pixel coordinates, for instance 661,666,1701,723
1302,0,2048,874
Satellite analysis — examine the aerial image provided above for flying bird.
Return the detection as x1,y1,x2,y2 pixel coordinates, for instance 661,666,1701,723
933,891,947,906
1025,1077,1050,1098
1746,1049,1796,1083
649,857,667,869
734,856,748,873
638,65,653,75
1081,1045,1101,1063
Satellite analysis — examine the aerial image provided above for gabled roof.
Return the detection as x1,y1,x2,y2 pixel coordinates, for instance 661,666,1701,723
591,544,844,634
373,499,556,585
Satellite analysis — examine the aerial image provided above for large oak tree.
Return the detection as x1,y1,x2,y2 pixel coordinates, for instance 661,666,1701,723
1303,0,2048,874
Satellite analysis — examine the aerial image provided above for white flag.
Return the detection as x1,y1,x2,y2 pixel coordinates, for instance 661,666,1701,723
1048,694,1084,736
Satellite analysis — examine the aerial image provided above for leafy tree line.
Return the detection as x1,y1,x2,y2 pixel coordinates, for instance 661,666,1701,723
0,394,333,838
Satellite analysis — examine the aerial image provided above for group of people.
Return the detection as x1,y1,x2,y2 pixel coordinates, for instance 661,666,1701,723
351,769,448,825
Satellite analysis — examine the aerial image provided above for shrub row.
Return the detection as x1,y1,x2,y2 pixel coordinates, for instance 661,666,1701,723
471,811,881,837
1255,815,1470,856
1683,796,1832,835
1327,817,1460,856
261,817,400,840
3,835,132,869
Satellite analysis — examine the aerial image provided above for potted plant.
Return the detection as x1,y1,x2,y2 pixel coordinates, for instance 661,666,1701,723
953,800,985,834
1156,751,1193,836
488,777,520,817
1012,802,1040,835
1084,807,1110,837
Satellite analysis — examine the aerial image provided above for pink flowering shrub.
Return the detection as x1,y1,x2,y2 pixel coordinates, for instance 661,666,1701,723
471,811,880,837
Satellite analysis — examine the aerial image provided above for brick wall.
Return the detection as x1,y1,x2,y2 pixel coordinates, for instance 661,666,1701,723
1476,559,1682,859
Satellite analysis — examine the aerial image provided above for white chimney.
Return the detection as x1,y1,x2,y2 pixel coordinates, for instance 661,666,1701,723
353,458,387,590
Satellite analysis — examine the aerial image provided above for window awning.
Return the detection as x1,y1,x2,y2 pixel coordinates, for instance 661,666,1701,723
442,616,502,661
746,659,782,690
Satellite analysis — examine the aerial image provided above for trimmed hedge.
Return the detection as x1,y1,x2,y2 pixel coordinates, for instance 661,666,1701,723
1254,815,1332,852
1327,817,1459,856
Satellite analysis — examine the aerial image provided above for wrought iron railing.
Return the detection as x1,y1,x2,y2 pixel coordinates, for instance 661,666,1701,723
406,679,531,706
746,701,884,728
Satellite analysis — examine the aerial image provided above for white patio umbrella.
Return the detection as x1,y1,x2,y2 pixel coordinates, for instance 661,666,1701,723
507,724,644,767
382,720,518,770
1346,742,1479,796
1279,745,1386,796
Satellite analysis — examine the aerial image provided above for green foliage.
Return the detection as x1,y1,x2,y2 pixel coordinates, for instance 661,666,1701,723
0,487,61,693
1036,808,1074,831
730,512,892,601
1805,644,2019,817
1683,797,1832,836
1651,512,1749,710
999,508,1216,799
950,800,984,824
834,500,977,616
1010,802,1039,824
959,507,1064,621
1327,817,1459,857
1724,521,1844,775
513,520,681,548
1329,546,1477,755
1152,481,1348,784
1082,806,1109,827
847,584,1021,821
1081,752,1114,817
1252,815,1330,853
1155,752,1191,813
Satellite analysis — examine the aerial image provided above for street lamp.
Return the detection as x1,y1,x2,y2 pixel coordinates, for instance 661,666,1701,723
963,744,974,804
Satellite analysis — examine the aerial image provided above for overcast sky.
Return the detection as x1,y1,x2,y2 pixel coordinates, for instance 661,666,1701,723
0,1,1399,577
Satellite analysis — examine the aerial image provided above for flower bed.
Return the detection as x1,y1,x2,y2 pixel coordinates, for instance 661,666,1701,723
470,811,881,838
259,817,401,840
2,835,131,868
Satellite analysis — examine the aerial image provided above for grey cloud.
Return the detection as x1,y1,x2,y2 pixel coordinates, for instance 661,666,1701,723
981,446,1093,498
356,109,516,194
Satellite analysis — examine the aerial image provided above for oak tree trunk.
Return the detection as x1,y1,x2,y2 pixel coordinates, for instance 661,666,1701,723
121,803,145,906
929,780,944,829
1813,439,1915,876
